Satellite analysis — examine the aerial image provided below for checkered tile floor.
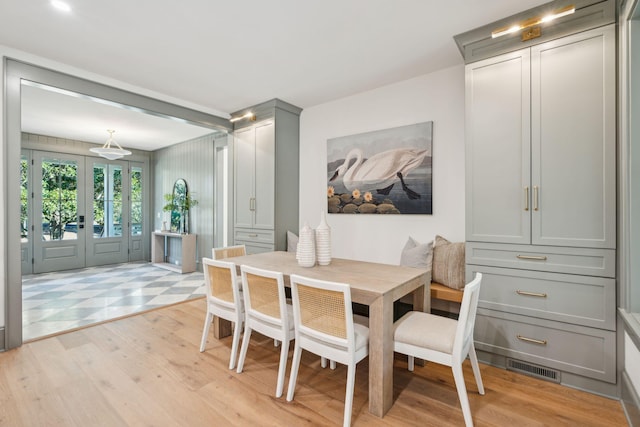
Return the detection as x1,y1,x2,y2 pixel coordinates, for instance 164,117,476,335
22,262,205,341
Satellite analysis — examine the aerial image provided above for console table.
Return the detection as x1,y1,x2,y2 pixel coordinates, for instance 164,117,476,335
151,231,196,273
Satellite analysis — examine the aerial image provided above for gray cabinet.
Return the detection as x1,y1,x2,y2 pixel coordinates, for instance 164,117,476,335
234,122,275,231
232,99,301,254
466,26,616,249
464,25,617,390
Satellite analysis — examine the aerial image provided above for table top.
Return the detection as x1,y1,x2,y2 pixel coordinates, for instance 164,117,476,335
227,251,429,305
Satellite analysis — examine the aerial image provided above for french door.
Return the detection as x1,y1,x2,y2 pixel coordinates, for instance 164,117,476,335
32,152,86,273
23,150,145,274
86,158,129,267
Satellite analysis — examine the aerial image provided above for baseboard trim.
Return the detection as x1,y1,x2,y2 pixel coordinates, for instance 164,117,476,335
623,370,640,426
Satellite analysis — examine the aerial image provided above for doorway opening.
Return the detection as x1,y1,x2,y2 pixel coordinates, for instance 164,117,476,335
5,60,232,349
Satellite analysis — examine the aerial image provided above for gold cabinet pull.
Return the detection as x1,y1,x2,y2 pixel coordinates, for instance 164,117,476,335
516,290,548,298
533,185,539,211
248,234,258,238
516,254,547,261
524,187,529,211
517,335,547,345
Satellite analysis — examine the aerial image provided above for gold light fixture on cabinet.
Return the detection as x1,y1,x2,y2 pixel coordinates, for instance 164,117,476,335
491,4,575,40
229,112,256,123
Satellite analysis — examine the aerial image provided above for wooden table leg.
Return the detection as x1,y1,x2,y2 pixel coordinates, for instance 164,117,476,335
412,280,430,313
368,293,394,417
213,316,232,339
412,281,430,367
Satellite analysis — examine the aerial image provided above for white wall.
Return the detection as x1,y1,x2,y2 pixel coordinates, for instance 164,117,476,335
299,65,465,265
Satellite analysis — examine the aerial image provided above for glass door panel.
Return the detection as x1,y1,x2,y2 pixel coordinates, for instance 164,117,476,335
21,152,32,274
131,166,142,236
93,163,123,238
129,163,145,261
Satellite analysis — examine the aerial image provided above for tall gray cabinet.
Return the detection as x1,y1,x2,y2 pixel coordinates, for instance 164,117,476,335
460,9,617,395
232,99,301,254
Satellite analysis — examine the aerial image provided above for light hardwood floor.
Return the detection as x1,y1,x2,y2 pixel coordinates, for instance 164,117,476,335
0,298,627,426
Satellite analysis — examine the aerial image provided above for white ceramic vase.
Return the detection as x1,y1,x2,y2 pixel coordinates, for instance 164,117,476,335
296,222,316,267
315,211,331,266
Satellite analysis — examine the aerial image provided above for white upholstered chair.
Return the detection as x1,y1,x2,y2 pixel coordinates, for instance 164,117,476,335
393,272,484,427
236,265,295,398
287,274,369,427
199,257,244,370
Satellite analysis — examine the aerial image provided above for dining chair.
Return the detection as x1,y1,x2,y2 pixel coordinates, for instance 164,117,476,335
212,244,246,260
236,265,295,398
212,244,246,288
199,257,244,370
393,272,484,427
287,274,369,427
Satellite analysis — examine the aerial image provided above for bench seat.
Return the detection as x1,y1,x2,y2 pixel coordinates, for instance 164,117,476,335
430,281,463,303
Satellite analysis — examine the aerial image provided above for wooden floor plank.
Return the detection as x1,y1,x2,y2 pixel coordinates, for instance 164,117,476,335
0,299,627,427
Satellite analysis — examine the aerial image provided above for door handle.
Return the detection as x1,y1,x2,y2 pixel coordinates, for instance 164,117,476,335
533,186,539,211
524,187,529,211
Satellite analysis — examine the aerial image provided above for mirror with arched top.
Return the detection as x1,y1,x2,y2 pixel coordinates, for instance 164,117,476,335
172,179,188,232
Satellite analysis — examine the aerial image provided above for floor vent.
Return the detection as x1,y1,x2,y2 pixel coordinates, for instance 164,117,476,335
506,358,561,383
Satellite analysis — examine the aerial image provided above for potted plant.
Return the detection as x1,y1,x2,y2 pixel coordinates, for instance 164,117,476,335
163,191,198,233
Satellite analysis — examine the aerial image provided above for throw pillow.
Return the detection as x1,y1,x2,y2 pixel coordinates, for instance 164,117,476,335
400,237,433,269
432,235,466,290
287,230,299,252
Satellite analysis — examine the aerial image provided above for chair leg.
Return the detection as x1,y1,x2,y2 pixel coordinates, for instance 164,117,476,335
452,363,474,427
408,355,415,372
286,344,302,402
321,356,328,368
469,341,485,395
275,339,290,398
330,360,337,370
199,311,213,352
236,326,252,373
229,320,242,370
343,362,356,427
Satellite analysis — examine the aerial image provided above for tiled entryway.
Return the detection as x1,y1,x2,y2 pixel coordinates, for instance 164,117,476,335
22,262,205,341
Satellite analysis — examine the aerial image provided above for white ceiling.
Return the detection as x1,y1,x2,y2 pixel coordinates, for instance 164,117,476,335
1,0,549,151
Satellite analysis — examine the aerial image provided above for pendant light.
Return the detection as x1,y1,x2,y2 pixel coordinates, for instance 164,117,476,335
89,129,131,160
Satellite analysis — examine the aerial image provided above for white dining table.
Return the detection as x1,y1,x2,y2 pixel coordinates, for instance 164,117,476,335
218,251,430,418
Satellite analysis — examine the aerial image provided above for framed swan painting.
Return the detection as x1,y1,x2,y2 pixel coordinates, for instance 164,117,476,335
327,121,433,214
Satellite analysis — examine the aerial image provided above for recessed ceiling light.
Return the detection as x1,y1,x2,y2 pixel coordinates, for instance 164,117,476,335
51,0,71,13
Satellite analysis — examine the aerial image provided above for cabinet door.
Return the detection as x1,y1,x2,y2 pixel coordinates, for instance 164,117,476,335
465,49,531,244
234,127,255,229
253,121,275,229
531,26,616,248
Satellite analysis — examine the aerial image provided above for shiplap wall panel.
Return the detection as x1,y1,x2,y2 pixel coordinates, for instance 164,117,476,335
154,133,220,270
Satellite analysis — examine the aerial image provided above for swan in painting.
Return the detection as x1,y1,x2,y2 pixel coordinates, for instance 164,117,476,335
329,148,429,200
